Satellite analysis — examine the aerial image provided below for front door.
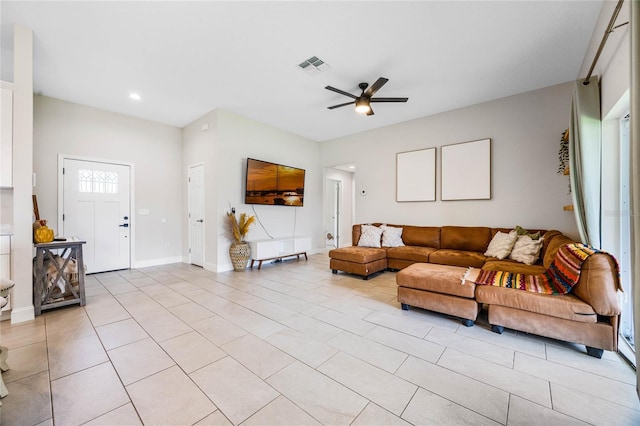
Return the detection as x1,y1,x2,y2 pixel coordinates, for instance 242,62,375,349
63,158,131,273
188,164,204,267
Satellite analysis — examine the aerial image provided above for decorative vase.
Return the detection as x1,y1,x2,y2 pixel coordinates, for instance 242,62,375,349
229,242,251,271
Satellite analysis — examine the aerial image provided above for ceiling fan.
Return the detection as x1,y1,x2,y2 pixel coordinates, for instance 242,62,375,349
325,77,408,116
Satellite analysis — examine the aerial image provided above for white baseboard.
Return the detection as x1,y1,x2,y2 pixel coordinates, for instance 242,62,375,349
11,305,35,324
212,262,234,273
134,256,183,269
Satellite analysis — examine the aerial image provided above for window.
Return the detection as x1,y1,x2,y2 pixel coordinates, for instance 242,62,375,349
78,169,119,194
619,114,634,357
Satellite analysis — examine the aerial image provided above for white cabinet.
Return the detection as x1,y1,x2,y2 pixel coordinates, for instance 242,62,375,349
0,235,11,313
0,235,9,278
248,236,311,269
0,86,13,188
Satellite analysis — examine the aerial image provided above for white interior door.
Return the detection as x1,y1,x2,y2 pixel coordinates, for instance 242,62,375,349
188,164,204,267
63,158,131,273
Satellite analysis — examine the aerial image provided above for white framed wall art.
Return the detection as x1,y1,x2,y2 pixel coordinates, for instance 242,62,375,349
441,138,491,201
396,147,436,202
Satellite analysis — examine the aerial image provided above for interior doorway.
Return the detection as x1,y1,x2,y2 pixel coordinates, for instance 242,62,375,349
324,165,355,248
60,157,132,273
188,163,205,267
325,179,341,248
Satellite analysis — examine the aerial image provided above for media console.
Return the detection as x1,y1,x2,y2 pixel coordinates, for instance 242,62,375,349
248,236,311,269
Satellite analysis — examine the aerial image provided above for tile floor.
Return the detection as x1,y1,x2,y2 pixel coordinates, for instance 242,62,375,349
0,254,638,425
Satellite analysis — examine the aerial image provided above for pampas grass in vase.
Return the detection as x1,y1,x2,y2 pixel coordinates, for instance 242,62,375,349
227,212,255,271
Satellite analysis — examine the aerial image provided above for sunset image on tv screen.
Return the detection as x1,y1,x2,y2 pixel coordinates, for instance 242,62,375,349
245,159,305,206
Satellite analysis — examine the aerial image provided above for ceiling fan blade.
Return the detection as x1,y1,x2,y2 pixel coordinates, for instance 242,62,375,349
370,97,409,103
366,107,375,116
325,86,357,99
364,77,389,97
327,101,355,110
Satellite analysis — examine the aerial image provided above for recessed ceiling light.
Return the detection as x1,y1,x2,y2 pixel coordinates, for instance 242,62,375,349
349,165,355,169
129,92,142,101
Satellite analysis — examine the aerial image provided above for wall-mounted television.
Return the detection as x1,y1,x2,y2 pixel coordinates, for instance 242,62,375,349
245,158,305,206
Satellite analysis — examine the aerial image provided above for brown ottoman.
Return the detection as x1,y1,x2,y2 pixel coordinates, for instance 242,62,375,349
329,246,387,280
396,263,478,326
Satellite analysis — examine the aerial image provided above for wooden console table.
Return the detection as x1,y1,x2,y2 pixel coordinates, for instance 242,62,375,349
248,236,311,270
33,240,86,315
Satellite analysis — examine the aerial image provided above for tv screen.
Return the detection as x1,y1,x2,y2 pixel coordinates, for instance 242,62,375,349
245,158,305,206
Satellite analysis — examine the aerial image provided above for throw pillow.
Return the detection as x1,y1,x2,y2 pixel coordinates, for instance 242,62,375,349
381,225,405,247
484,230,517,259
509,235,544,265
357,225,383,248
515,225,541,240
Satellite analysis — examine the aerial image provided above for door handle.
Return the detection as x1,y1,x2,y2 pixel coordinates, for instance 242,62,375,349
196,219,204,223
119,223,129,228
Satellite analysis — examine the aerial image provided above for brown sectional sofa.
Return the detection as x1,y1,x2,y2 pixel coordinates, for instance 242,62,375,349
328,224,621,358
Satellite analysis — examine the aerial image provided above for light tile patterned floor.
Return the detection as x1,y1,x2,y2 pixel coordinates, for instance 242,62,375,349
1,254,638,425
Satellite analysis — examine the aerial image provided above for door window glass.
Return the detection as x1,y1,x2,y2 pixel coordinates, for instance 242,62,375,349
78,169,119,194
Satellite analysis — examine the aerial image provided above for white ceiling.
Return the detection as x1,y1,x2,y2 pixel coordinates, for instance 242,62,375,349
1,1,603,142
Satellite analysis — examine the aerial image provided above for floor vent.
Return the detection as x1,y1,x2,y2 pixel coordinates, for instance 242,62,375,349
298,56,330,75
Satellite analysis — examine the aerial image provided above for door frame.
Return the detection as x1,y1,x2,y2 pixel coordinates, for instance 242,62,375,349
187,162,205,266
327,178,341,248
57,154,136,269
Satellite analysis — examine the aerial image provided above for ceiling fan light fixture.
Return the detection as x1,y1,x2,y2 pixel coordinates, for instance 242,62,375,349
355,97,370,113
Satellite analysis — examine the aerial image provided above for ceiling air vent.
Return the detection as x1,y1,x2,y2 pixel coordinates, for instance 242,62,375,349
298,56,330,75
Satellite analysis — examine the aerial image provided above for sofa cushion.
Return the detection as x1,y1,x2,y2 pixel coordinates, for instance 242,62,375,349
441,226,492,252
483,259,545,275
509,235,544,265
484,231,517,259
515,225,541,240
397,263,475,298
475,286,597,323
429,249,486,268
381,225,405,247
328,246,387,263
387,246,437,263
357,225,383,248
401,225,441,248
352,223,384,246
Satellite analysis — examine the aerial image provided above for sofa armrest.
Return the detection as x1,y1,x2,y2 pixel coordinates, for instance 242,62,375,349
572,253,621,317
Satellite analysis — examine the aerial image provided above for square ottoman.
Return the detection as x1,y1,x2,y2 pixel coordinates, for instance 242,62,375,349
396,263,478,326
329,246,387,280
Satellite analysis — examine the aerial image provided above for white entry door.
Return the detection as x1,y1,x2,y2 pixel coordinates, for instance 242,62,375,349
63,158,131,273
188,164,204,266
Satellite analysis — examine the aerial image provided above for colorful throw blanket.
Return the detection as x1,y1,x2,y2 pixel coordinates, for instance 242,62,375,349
467,243,601,295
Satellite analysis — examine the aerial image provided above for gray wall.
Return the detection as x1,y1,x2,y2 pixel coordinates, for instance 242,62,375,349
182,108,323,271
321,82,578,238
33,95,183,266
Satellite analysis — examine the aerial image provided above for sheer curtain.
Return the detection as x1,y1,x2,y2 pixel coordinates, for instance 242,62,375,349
630,0,639,400
569,78,602,248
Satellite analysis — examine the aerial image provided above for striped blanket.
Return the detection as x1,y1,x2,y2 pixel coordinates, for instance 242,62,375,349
469,243,601,295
